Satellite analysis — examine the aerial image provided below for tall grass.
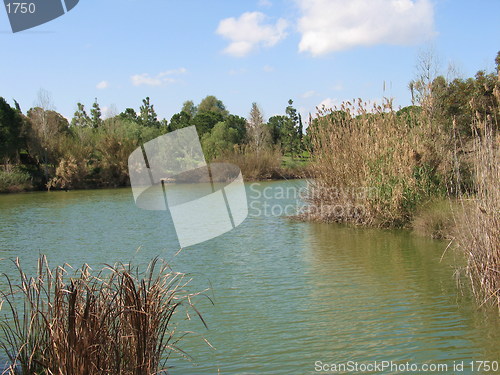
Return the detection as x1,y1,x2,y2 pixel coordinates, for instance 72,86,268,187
303,100,447,227
0,168,31,193
453,124,499,310
0,256,209,375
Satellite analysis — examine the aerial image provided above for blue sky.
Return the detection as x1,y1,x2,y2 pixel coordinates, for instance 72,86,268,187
0,0,498,123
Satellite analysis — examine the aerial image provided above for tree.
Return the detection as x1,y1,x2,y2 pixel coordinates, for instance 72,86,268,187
90,98,102,129
169,111,192,132
181,100,197,117
247,102,270,151
191,111,223,137
266,115,287,145
225,114,247,144
0,97,24,164
408,48,440,113
139,97,159,127
283,99,302,157
197,95,229,117
201,121,239,160
119,108,138,123
72,103,91,127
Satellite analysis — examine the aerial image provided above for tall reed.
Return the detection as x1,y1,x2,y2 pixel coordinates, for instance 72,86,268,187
453,124,499,310
304,100,447,227
0,256,209,375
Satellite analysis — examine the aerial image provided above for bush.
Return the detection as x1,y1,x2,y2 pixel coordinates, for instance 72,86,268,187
0,168,31,193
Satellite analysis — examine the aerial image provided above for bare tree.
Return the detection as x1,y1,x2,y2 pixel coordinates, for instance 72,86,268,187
408,48,440,111
247,102,270,152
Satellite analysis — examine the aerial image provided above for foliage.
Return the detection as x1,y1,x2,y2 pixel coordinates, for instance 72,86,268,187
0,98,25,163
71,103,91,127
139,97,160,128
0,168,31,193
197,95,228,117
201,121,239,160
90,98,102,129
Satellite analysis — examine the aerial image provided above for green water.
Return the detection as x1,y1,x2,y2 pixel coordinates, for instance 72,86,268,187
0,180,499,374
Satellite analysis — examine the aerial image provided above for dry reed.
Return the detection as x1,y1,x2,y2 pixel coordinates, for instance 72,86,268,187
0,256,209,375
302,99,447,227
453,124,500,310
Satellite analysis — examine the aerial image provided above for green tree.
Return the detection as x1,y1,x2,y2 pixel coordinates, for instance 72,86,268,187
139,97,159,127
266,115,287,145
90,98,102,129
181,100,197,117
197,95,229,118
225,114,247,144
0,97,25,163
201,121,239,160
283,99,302,156
71,103,91,127
119,108,138,123
191,111,223,137
169,111,192,132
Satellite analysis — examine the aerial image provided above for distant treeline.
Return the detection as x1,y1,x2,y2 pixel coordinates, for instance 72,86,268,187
0,94,307,192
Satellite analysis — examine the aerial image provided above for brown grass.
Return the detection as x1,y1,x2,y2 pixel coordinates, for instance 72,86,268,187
302,99,448,227
453,125,500,310
0,256,209,375
217,145,306,181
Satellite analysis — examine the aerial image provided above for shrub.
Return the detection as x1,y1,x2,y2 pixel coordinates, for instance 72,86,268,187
0,168,31,193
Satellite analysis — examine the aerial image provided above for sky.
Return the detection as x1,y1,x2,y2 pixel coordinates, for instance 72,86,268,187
0,0,499,123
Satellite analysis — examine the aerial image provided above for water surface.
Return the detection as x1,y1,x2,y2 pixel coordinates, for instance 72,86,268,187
0,181,498,374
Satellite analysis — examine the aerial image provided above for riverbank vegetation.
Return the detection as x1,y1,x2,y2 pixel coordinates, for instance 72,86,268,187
0,96,308,192
302,51,499,309
0,256,208,374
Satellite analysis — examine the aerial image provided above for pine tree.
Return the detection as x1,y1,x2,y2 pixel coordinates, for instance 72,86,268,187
90,98,102,129
139,97,159,127
71,103,91,127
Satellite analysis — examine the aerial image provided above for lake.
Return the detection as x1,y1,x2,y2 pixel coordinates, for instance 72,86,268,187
0,180,499,374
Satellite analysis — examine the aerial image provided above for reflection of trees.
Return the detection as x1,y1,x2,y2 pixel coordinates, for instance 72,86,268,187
301,223,487,363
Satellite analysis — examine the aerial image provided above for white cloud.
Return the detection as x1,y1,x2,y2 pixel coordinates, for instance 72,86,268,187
96,81,109,90
263,65,275,72
216,12,288,57
301,90,317,99
317,97,339,109
296,0,435,56
131,68,187,87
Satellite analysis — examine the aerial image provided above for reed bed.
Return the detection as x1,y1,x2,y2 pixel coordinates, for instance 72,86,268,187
302,99,447,227
0,256,209,375
453,124,500,310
